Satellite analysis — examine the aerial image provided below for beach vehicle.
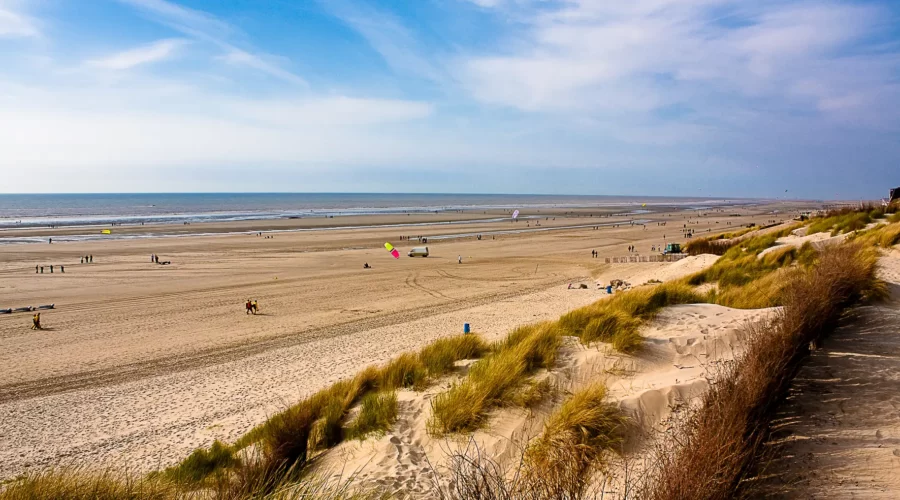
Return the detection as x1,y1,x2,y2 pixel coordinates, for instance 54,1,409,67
408,246,429,257
663,243,681,254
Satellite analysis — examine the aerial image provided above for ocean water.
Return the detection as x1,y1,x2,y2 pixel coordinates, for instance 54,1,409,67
0,193,736,230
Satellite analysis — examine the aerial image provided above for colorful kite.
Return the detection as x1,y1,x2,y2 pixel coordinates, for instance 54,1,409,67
512,210,519,219
101,229,111,234
384,242,400,259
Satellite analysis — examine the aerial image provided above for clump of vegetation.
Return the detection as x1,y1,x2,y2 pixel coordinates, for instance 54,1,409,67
0,470,175,500
686,233,818,309
851,221,900,249
160,440,238,484
428,323,561,435
646,243,883,499
559,282,704,352
346,391,398,440
526,382,628,495
807,206,878,235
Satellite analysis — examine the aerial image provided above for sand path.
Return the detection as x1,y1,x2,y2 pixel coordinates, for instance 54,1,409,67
758,250,900,497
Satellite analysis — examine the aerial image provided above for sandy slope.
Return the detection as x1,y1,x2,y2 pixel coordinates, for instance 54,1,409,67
757,249,900,498
314,302,773,498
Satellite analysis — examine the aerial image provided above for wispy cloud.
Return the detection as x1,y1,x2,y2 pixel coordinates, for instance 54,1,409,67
0,4,39,38
217,49,307,86
87,39,187,70
116,0,306,85
321,0,444,82
458,0,900,131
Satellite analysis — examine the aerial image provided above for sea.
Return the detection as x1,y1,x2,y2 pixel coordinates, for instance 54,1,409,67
0,193,750,243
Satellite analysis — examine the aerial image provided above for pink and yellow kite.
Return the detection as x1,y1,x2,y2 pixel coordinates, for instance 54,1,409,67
384,242,400,259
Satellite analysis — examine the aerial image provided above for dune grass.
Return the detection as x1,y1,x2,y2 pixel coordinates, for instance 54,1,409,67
646,243,883,499
559,282,705,352
345,391,398,441
526,383,628,480
158,440,238,485
153,333,488,490
806,206,881,236
852,221,900,249
428,323,561,435
684,231,819,309
0,470,177,500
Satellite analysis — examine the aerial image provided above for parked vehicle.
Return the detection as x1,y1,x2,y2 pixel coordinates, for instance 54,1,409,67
408,246,429,257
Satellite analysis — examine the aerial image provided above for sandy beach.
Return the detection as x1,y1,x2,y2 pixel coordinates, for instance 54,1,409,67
0,204,799,479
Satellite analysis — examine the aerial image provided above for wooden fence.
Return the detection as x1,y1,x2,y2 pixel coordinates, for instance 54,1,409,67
604,254,687,264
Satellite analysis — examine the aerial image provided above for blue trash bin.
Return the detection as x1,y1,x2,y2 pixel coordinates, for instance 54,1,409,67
464,323,470,334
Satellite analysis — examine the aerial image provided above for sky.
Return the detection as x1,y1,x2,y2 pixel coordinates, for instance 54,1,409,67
0,0,898,198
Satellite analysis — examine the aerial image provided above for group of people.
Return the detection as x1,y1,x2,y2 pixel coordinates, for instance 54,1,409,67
35,265,64,273
591,249,598,258
80,255,93,264
245,299,260,315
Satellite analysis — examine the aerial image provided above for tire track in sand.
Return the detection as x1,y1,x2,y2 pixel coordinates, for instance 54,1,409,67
0,277,570,403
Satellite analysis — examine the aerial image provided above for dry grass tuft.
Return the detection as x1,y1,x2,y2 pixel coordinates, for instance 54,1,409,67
428,323,561,435
559,282,704,353
526,383,628,493
0,470,176,500
346,391,398,440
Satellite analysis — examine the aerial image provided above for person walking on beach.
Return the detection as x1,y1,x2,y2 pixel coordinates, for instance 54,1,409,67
458,255,462,264
245,299,253,315
89,255,93,263
252,300,259,314
60,265,64,273
35,265,38,273
31,313,41,330
50,265,53,273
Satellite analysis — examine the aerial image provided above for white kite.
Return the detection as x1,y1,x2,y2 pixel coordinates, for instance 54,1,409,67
512,210,519,219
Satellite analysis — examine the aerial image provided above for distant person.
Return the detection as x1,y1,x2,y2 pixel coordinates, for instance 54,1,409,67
50,265,53,273
35,265,38,274
89,255,93,263
31,313,41,330
252,300,259,314
151,254,155,262
49,238,52,244
81,257,84,264
245,299,253,315
40,266,44,274
364,263,370,269
60,265,64,273
458,255,462,264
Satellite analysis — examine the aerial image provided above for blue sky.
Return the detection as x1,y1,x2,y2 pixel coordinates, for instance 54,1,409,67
0,0,898,198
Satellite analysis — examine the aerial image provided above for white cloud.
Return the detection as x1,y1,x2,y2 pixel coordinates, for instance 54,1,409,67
321,0,444,82
117,0,306,85
217,49,307,86
457,0,900,129
87,39,187,70
0,5,38,38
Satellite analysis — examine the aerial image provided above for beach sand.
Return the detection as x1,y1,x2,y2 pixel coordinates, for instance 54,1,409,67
0,205,796,478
